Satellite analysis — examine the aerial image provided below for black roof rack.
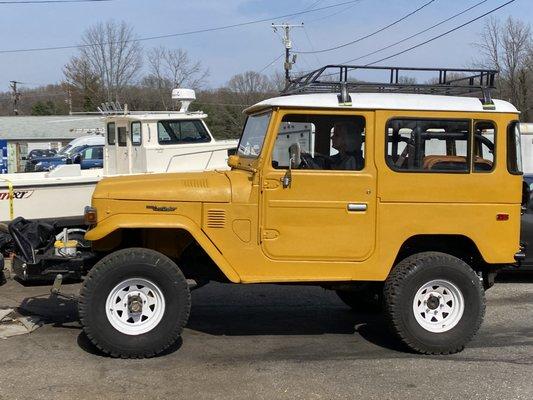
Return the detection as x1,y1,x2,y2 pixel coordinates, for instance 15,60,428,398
283,65,498,105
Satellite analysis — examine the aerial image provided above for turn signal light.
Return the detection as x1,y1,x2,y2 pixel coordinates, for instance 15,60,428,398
496,213,509,221
84,206,97,225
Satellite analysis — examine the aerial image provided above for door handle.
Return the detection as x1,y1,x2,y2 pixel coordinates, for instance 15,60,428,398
347,203,367,212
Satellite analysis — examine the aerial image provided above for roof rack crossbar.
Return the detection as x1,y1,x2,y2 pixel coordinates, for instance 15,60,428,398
282,65,499,99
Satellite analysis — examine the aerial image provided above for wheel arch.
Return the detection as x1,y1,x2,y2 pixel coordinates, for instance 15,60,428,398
86,214,241,283
393,234,487,272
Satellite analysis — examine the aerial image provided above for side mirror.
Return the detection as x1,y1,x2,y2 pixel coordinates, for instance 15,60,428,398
73,154,82,164
227,155,239,168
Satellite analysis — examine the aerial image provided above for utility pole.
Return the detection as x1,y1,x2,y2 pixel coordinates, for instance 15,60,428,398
66,86,73,115
272,23,304,86
9,80,22,115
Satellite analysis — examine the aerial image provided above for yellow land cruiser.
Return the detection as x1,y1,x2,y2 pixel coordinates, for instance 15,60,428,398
80,66,523,358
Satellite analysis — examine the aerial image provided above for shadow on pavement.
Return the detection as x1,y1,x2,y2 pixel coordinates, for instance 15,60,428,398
18,293,79,326
496,271,533,283
187,303,405,353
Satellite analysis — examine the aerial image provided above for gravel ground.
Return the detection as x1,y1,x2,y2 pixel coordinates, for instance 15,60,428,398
0,274,531,400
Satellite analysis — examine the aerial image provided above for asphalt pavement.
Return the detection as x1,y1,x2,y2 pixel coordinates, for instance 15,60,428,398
0,275,531,400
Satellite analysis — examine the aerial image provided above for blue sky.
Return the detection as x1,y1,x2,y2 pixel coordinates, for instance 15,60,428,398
0,0,530,91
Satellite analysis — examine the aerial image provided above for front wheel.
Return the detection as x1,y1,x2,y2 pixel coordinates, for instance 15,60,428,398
384,252,485,355
79,248,191,358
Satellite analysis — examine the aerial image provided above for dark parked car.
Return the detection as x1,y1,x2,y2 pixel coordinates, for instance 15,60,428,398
517,174,533,270
27,149,57,160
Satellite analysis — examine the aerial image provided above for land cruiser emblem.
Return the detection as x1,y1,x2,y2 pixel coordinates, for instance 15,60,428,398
146,205,177,212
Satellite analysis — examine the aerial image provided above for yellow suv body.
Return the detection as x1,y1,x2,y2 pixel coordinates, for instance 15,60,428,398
80,68,523,358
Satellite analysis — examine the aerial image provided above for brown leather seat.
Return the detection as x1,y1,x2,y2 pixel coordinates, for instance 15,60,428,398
422,155,493,171
422,155,467,170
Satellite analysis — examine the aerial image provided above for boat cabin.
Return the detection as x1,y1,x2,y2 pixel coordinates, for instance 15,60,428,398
102,89,236,175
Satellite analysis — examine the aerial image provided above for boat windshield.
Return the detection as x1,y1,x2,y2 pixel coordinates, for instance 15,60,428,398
237,111,272,159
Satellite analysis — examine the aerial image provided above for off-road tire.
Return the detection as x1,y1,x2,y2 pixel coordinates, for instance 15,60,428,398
79,248,191,358
383,251,485,355
336,283,383,313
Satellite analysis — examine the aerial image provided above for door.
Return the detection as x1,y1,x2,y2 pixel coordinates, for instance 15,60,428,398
130,121,145,173
80,146,103,169
261,111,376,262
116,125,129,174
105,122,117,174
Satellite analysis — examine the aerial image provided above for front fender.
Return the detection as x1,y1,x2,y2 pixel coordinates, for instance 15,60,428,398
85,214,241,283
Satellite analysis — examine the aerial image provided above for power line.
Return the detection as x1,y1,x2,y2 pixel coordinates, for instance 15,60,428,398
294,0,436,54
305,1,361,23
0,0,111,4
365,0,516,66
303,26,322,65
0,0,361,54
258,53,284,74
342,0,488,64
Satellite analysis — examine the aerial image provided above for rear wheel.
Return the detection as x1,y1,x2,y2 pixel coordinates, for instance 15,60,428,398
79,248,190,358
384,251,485,354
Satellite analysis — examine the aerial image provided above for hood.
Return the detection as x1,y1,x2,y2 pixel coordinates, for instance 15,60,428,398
93,171,231,203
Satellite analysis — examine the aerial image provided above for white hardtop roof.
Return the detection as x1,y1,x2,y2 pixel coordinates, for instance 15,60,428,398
105,111,207,122
245,93,519,114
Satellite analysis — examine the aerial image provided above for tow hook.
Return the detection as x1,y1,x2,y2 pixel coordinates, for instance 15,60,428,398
50,274,63,295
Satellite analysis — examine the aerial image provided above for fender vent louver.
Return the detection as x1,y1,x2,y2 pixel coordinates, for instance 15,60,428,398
182,179,209,188
206,209,226,228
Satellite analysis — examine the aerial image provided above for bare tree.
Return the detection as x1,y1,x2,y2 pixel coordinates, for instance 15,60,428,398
63,55,102,111
72,20,143,103
144,46,209,110
474,17,532,119
227,71,275,105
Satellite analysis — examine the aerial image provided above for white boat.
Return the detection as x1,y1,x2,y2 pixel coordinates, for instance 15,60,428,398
0,89,237,226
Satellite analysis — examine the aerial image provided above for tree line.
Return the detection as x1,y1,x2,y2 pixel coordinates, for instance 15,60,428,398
1,16,532,139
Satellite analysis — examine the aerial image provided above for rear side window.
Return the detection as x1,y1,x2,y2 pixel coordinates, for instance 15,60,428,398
107,122,116,145
473,121,496,172
386,119,470,172
507,121,523,175
157,120,211,145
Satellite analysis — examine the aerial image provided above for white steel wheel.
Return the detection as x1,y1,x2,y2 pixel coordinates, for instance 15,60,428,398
105,278,166,335
412,279,465,333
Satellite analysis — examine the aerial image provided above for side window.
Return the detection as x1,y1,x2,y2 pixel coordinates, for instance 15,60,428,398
507,121,523,175
386,119,470,172
272,114,365,171
82,147,102,160
473,121,495,172
82,147,92,160
131,122,142,146
118,127,127,147
94,147,103,159
107,122,116,145
157,120,211,145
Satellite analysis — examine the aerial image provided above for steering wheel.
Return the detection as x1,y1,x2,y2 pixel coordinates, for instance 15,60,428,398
299,152,315,169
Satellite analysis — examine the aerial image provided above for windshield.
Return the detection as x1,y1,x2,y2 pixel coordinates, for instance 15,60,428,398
237,112,272,158
57,144,72,156
65,145,84,157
